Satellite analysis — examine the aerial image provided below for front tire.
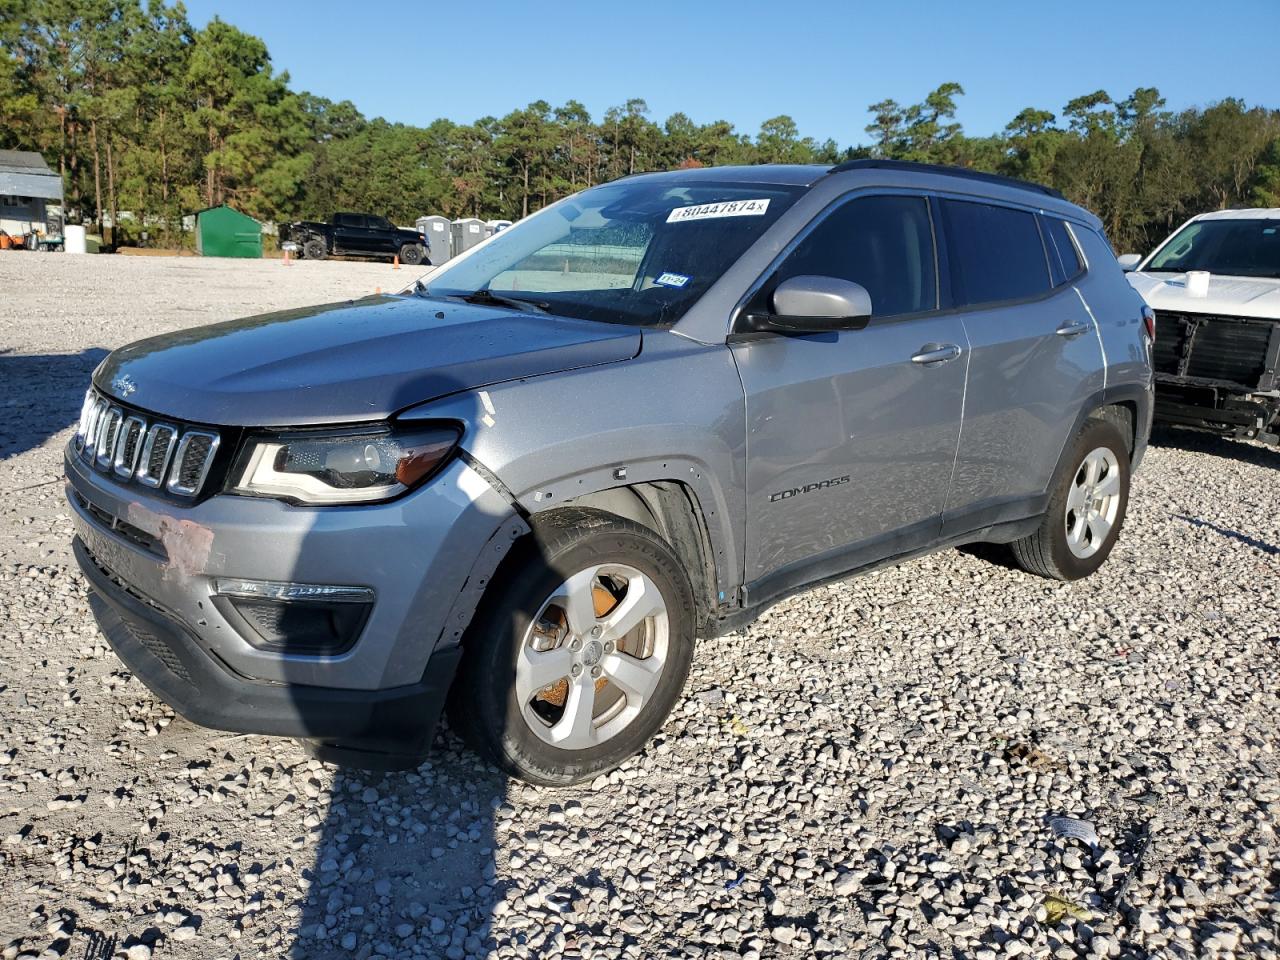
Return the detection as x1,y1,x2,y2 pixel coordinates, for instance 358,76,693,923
449,508,696,786
1010,418,1131,581
302,237,326,260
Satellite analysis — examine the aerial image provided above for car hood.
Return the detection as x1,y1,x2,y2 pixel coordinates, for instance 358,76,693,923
94,295,642,427
1127,271,1280,320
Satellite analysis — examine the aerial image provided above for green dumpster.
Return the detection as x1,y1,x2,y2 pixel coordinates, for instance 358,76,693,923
195,205,262,258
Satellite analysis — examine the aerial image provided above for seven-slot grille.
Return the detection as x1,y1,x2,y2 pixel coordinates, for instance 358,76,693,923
74,390,220,497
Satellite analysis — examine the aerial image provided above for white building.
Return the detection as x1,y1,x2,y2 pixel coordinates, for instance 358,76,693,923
0,149,63,240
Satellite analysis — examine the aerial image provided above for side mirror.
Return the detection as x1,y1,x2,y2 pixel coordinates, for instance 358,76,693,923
1117,254,1142,272
745,275,873,334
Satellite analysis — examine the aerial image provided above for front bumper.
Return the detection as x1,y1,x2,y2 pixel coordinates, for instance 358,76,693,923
66,446,514,689
66,441,520,751
77,535,461,747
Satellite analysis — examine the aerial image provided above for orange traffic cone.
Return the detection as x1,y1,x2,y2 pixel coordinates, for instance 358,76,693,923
282,247,291,266
392,254,400,270
375,286,382,295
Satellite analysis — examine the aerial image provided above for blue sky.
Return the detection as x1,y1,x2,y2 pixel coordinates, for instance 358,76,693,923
186,0,1280,147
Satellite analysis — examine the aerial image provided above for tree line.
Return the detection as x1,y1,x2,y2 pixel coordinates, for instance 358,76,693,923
3,0,1279,253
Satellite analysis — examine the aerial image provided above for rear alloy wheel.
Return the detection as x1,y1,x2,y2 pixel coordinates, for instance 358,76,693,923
449,508,695,786
1064,446,1122,560
1010,418,1131,581
398,243,425,266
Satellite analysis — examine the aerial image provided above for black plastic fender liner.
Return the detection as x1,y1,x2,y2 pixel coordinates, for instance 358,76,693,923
434,512,532,648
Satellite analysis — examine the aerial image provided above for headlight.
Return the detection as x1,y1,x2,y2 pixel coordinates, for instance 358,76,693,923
229,424,460,505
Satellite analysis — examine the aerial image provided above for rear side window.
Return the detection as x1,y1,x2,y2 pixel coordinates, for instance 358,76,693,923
941,200,1050,306
1073,226,1127,276
1042,216,1084,286
767,195,937,318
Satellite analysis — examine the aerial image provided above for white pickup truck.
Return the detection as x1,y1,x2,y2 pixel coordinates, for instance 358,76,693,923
1122,208,1280,444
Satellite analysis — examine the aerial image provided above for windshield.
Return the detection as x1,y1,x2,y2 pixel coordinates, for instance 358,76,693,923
422,179,804,327
1147,217,1280,279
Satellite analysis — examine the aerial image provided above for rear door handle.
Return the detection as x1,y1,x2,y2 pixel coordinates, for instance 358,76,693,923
911,343,962,365
1056,321,1090,338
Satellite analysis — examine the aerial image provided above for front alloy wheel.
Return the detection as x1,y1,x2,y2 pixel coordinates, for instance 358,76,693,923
449,508,695,786
517,564,669,751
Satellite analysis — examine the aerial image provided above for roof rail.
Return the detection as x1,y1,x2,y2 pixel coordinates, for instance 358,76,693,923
828,158,1066,201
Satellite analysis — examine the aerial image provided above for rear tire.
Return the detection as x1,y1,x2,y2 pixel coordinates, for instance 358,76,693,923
398,243,425,265
448,508,696,786
1010,418,1131,581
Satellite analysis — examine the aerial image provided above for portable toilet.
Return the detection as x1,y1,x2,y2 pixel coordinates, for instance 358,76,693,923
415,215,453,264
485,219,513,237
194,205,261,258
451,217,487,255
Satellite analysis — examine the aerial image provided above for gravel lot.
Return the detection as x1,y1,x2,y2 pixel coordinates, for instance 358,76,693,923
1,253,1277,960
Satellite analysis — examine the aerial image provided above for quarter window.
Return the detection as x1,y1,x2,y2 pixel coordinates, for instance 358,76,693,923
940,199,1051,306
764,195,937,319
1042,216,1084,286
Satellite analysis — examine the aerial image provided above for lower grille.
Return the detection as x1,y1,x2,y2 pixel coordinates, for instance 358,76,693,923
1153,311,1279,390
74,492,164,556
79,541,193,685
120,615,193,685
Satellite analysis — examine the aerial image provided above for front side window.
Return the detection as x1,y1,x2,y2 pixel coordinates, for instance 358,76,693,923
1147,218,1280,279
941,199,1051,306
758,195,937,319
425,179,802,327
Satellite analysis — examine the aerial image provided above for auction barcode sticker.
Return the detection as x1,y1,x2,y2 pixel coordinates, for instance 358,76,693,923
667,198,771,224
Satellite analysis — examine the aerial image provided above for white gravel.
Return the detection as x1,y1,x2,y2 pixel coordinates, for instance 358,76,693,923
1,252,1278,960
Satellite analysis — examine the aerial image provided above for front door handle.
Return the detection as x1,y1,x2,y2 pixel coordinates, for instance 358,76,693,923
1056,320,1090,339
911,343,962,365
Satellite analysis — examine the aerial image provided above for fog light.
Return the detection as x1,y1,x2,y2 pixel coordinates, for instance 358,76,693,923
215,578,374,603
213,579,374,655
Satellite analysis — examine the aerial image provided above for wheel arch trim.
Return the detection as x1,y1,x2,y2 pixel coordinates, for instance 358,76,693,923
1048,384,1151,490
439,454,734,646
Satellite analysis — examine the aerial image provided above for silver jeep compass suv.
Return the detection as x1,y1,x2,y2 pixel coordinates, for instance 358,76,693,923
66,160,1154,785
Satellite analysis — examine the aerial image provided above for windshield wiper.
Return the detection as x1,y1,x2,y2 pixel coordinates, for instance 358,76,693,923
456,288,550,312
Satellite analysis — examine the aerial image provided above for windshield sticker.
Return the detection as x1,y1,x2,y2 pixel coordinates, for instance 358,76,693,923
666,198,771,224
655,272,691,288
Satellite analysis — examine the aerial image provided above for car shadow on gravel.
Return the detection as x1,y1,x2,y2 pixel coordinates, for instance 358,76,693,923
1149,425,1280,470
290,738,510,960
0,348,109,462
285,377,517,959
1173,514,1280,556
